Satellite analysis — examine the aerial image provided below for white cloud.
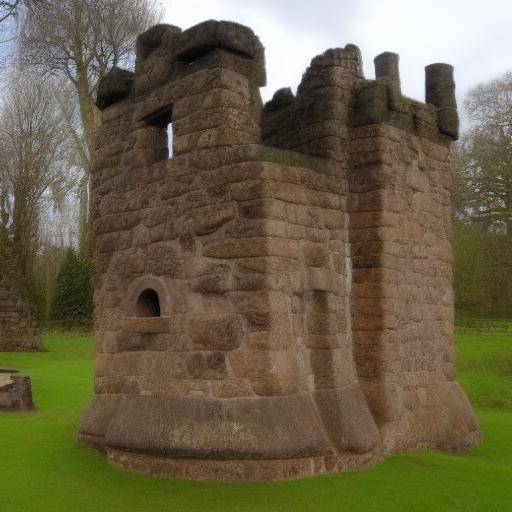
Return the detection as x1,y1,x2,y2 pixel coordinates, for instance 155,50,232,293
162,0,512,107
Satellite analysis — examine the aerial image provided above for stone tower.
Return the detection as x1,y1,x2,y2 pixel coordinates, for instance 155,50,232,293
77,20,481,482
0,244,41,352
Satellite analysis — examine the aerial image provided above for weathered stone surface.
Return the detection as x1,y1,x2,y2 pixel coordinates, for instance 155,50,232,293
189,315,245,350
265,87,295,112
425,63,459,139
176,20,260,60
186,352,228,379
145,244,184,277
77,18,480,483
136,24,182,60
0,372,35,411
0,246,42,352
99,394,334,458
96,67,135,110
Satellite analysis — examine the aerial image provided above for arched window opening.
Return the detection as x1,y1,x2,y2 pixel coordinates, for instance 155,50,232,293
136,288,161,317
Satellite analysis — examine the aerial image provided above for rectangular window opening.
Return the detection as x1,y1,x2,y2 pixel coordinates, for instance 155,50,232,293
167,122,173,158
146,105,174,160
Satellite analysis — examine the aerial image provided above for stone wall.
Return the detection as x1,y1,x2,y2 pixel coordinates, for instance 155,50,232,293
0,371,35,411
77,20,481,482
349,124,478,450
0,247,41,352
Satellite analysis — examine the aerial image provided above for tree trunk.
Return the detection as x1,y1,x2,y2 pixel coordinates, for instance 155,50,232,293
75,65,101,256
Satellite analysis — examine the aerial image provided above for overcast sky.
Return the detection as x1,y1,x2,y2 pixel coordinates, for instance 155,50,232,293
163,0,512,110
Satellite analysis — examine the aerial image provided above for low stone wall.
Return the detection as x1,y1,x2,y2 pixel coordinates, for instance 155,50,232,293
0,249,42,352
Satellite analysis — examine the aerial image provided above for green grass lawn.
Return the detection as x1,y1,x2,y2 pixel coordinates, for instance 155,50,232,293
1,321,512,512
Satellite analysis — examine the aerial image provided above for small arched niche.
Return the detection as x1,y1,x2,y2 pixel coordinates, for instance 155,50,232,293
135,288,161,317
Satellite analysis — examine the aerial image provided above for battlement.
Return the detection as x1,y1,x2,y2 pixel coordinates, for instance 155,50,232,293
96,20,458,163
97,21,265,108
262,45,458,157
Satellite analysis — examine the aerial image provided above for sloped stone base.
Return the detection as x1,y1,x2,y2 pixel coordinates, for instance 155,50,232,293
76,387,480,482
105,448,382,483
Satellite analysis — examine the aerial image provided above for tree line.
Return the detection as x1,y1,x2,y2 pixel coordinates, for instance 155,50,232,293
452,73,512,310
0,1,510,328
0,0,160,327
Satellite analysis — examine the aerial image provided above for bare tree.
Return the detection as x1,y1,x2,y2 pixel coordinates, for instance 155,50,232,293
0,1,42,47
0,1,22,24
0,1,28,62
0,69,74,274
21,1,160,242
455,72,512,235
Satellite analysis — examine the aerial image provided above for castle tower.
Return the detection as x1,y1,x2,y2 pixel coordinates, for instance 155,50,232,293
77,20,481,482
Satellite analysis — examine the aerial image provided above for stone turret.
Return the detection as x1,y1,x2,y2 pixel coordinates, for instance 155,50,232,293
77,20,481,482
374,52,401,94
425,63,459,138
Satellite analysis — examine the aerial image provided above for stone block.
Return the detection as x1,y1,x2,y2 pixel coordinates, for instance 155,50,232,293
189,314,246,351
0,374,35,411
204,238,299,259
186,352,228,379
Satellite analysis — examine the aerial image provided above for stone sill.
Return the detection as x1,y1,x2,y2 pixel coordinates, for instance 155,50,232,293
123,317,172,334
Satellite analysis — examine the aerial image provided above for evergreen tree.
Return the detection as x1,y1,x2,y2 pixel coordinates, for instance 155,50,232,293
50,249,93,326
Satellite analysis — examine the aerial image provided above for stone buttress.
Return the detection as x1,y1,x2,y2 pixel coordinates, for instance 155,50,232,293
77,20,481,482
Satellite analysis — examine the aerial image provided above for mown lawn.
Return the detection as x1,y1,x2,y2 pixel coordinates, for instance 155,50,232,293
1,321,511,512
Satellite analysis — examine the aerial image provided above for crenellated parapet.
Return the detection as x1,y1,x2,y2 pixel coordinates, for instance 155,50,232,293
94,20,265,169
350,53,459,142
263,46,459,159
97,21,266,106
262,45,364,164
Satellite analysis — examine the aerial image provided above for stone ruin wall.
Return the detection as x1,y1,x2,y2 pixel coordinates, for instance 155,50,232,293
0,370,34,411
0,248,41,352
77,20,481,481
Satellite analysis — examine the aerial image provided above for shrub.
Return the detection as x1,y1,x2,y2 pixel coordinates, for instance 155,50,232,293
454,222,512,310
50,249,93,327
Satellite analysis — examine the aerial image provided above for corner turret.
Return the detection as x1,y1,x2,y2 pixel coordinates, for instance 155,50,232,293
425,63,459,139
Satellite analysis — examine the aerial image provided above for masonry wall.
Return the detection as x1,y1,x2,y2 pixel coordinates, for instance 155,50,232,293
349,123,478,449
86,36,379,460
262,45,364,161
0,248,41,352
